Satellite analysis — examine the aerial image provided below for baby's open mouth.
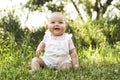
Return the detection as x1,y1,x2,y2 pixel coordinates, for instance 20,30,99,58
54,28,60,30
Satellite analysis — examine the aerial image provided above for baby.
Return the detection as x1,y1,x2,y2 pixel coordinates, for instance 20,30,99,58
31,12,79,70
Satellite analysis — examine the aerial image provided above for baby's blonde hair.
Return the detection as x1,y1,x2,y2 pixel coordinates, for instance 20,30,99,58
48,12,66,21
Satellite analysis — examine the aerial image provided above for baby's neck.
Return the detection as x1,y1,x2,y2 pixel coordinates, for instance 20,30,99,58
51,33,65,37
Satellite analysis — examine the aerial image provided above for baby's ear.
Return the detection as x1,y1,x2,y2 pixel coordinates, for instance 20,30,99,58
45,23,48,29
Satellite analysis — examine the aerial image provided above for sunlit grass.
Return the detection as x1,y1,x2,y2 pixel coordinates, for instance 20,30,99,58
0,43,120,80
81,46,120,64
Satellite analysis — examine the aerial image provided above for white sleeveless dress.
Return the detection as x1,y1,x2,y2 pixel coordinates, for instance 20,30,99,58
41,31,72,69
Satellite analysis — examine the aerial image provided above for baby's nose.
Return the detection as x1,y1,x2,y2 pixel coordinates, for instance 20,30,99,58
54,22,59,25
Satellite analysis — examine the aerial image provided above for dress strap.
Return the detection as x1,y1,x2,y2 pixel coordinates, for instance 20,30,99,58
65,33,72,40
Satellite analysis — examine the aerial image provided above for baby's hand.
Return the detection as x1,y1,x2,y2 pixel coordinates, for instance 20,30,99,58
74,64,79,69
36,50,40,58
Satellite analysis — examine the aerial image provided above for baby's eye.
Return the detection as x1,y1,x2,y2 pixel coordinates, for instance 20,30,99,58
59,22,63,24
51,21,55,24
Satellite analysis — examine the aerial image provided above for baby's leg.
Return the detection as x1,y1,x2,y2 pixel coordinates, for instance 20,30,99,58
61,63,72,69
31,57,46,71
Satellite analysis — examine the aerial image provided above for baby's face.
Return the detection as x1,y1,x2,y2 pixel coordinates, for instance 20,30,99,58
46,13,66,36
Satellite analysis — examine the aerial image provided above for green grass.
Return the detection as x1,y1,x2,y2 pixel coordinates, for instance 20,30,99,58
0,45,120,80
0,58,119,80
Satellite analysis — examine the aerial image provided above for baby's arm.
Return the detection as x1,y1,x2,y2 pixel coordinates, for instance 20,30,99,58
36,40,45,57
70,48,79,68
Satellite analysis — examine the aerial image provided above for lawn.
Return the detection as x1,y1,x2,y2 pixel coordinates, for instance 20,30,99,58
0,45,120,80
